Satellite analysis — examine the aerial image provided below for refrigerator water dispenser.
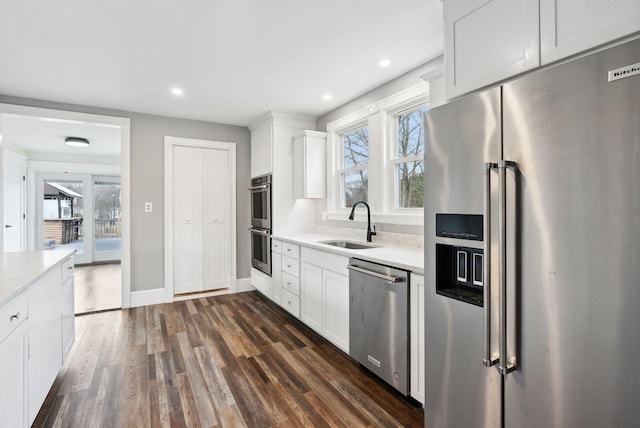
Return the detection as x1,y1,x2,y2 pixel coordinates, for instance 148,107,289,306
436,244,484,306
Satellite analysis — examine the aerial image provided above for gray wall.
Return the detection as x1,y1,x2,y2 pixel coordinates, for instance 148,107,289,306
0,95,252,292
314,63,432,236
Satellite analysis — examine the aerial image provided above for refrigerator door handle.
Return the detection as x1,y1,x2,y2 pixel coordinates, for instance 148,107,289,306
483,162,498,367
498,160,517,375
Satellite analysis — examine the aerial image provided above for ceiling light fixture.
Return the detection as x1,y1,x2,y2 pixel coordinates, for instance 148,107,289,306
171,87,184,96
65,137,90,147
378,59,391,67
323,94,333,101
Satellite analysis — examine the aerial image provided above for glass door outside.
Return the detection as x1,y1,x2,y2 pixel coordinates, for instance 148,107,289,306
38,174,121,264
93,176,121,262
39,174,92,264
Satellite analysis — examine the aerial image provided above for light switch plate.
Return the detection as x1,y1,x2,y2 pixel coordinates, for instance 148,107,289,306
144,202,152,212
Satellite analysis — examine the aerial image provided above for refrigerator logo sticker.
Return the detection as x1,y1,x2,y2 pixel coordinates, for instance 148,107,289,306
608,62,640,82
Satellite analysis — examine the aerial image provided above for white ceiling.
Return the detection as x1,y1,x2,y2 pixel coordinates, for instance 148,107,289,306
0,0,444,128
0,114,121,157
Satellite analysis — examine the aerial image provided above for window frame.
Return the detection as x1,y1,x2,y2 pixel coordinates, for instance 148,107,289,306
325,82,429,225
338,124,370,209
387,102,428,213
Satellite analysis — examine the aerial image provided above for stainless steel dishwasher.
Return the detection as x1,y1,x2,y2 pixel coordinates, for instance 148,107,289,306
348,257,409,395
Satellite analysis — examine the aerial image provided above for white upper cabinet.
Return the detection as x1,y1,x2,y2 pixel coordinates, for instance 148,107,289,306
293,130,327,199
540,0,640,64
250,120,273,177
444,0,640,98
444,0,540,98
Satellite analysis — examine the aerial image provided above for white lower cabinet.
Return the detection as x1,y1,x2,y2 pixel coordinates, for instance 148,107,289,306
277,242,301,317
28,266,63,425
61,256,75,359
0,253,75,427
322,270,349,352
271,251,282,305
0,294,28,428
300,247,350,353
300,262,323,332
410,273,425,405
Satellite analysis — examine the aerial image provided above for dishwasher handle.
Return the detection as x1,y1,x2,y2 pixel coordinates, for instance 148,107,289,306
347,265,405,284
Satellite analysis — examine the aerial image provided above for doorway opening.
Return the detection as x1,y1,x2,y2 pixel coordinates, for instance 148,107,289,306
39,174,122,313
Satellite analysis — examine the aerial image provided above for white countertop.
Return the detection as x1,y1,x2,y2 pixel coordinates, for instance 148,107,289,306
0,249,75,307
272,233,424,275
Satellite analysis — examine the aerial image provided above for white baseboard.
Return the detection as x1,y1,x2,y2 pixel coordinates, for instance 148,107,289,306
236,277,255,293
129,278,255,308
130,288,166,308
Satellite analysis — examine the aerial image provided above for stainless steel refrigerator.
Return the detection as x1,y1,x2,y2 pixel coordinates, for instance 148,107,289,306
423,38,640,428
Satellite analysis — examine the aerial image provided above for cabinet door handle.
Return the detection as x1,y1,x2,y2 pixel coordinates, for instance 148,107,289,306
10,312,21,321
68,266,74,270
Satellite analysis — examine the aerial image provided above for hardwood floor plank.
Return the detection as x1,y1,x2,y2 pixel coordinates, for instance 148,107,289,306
34,291,423,428
57,311,110,394
193,345,236,408
120,344,150,427
176,331,219,427
145,305,167,355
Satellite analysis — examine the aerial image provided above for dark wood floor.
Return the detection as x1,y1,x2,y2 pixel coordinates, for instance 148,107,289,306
34,291,423,427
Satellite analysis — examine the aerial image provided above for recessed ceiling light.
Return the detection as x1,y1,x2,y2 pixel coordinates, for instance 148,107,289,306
65,137,90,147
171,87,184,96
378,59,391,67
323,94,333,101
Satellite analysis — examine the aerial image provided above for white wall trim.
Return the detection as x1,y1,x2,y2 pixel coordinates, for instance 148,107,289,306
130,288,166,308
0,103,132,309
130,278,253,308
164,136,237,302
236,277,255,293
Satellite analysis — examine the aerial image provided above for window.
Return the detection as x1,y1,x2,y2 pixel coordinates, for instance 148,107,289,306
339,125,369,208
392,105,428,208
325,82,429,225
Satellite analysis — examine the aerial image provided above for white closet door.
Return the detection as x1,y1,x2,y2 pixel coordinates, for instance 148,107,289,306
173,146,204,294
203,148,229,291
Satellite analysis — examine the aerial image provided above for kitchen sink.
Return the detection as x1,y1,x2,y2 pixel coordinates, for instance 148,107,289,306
319,240,381,250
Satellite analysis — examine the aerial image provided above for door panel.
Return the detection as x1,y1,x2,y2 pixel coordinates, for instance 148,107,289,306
173,146,204,293
3,158,25,252
93,177,121,262
204,149,229,291
502,38,640,427
424,87,502,428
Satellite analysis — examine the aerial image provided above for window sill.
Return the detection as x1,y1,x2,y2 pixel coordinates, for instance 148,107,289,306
322,211,424,226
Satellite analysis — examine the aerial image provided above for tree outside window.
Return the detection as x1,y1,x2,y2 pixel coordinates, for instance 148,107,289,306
341,126,368,207
395,105,427,208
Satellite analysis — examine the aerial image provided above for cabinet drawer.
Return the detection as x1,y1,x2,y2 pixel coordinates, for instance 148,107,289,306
272,239,282,254
282,256,300,277
0,292,28,342
282,242,300,259
61,256,75,282
281,272,300,296
281,288,300,318
301,247,349,276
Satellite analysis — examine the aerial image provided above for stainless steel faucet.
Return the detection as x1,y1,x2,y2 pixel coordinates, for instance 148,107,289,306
348,201,377,242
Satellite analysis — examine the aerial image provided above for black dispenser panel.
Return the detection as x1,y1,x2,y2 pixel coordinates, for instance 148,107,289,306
436,214,483,241
436,244,483,307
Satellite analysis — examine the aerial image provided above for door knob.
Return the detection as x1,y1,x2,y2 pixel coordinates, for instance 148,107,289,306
5,225,11,228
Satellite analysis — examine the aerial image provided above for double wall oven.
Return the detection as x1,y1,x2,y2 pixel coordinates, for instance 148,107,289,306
249,174,272,276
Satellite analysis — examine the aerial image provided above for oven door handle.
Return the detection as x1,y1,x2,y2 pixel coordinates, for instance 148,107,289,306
249,185,269,191
249,227,270,236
